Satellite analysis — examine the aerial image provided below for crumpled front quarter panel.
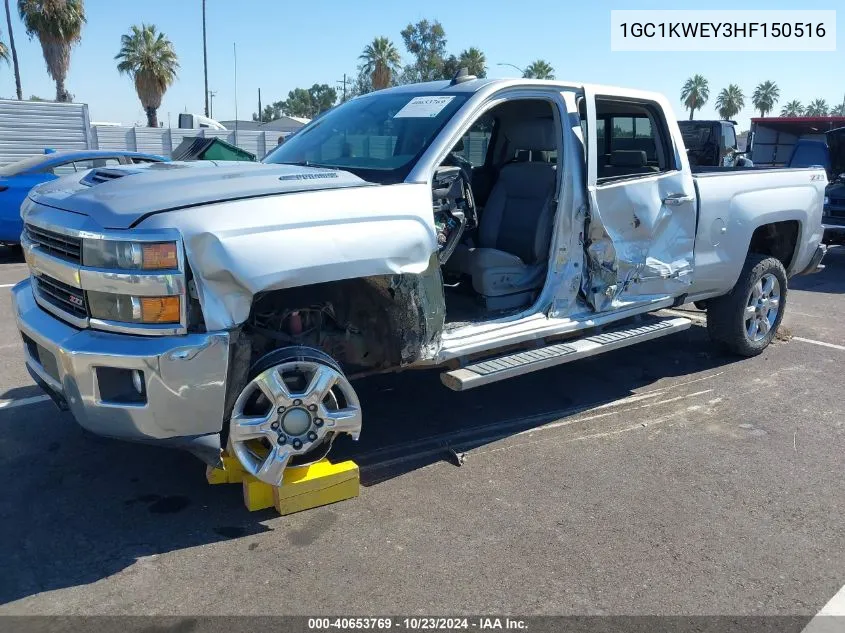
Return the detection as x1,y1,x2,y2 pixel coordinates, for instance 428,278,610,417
138,184,438,331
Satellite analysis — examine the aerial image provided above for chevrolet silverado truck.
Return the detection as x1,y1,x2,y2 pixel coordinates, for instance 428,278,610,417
12,76,828,487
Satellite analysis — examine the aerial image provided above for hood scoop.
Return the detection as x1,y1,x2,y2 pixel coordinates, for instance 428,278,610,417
81,168,135,187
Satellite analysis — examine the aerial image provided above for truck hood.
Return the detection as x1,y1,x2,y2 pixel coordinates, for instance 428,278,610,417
29,161,375,229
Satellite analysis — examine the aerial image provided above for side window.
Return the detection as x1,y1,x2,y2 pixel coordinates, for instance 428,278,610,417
452,113,495,167
609,116,656,162
71,159,95,171
52,162,77,176
722,125,737,151
596,97,675,180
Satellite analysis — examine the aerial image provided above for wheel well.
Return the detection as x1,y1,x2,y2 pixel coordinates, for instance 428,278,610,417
243,268,444,375
748,221,799,270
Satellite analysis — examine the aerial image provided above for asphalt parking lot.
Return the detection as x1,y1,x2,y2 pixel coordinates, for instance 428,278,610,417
0,245,843,618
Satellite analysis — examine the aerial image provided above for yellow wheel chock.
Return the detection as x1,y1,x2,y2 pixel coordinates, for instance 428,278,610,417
207,452,359,515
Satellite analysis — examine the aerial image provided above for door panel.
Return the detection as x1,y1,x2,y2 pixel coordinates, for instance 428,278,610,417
582,88,696,312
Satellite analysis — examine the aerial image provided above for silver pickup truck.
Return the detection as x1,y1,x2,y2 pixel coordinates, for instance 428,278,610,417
12,77,827,486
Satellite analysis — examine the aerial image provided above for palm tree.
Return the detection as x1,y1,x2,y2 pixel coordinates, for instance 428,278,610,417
715,84,744,120
804,99,829,117
5,0,22,98
522,59,554,80
833,102,845,116
780,100,803,117
459,47,486,78
359,37,401,91
680,74,709,120
18,0,85,102
751,80,780,117
0,30,8,64
115,24,179,128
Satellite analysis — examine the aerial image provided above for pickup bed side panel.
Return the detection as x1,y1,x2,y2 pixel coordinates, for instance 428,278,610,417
690,169,826,296
137,183,440,332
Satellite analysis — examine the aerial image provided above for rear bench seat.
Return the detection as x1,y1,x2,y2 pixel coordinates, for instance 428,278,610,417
599,150,659,179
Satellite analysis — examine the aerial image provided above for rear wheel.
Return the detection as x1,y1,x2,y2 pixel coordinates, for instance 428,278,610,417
706,254,787,357
227,346,362,486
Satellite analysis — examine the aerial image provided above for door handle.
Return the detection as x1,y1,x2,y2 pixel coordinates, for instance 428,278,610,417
662,193,694,206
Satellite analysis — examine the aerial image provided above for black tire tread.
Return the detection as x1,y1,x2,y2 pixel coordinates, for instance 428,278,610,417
706,254,787,357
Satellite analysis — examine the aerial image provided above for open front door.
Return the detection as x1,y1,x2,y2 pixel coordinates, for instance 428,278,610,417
582,88,697,312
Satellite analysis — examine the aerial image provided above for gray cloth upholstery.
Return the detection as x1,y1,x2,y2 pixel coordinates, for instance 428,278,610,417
504,118,557,151
465,117,557,301
610,149,647,167
600,149,659,178
477,161,555,265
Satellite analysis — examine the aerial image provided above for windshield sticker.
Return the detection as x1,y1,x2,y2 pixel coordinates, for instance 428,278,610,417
394,96,456,118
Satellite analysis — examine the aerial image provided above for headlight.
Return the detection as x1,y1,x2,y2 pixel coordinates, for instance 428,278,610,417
83,240,178,270
88,291,180,324
824,196,830,207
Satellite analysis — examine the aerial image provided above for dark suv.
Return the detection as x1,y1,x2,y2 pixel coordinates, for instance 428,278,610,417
678,120,741,167
821,129,845,243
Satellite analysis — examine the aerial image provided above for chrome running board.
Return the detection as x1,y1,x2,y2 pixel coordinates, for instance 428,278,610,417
441,316,692,391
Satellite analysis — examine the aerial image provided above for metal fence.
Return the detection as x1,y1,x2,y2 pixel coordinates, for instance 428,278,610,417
0,99,277,165
91,127,273,160
0,100,490,167
0,99,91,166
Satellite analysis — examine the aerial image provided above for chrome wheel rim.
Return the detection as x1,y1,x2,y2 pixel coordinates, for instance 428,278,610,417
229,360,362,486
745,273,781,342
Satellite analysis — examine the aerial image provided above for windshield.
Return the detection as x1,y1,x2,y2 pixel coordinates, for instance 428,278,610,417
0,154,54,177
263,92,469,184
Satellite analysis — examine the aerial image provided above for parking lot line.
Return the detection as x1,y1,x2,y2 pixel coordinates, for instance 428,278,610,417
0,283,17,288
801,583,845,632
0,395,50,410
794,337,845,352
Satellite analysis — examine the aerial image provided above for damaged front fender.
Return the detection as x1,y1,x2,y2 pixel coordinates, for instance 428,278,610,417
138,183,440,332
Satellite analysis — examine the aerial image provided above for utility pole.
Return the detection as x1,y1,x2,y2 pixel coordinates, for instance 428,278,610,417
337,73,349,102
208,90,217,118
233,42,238,143
258,88,262,122
202,0,209,117
4,0,22,100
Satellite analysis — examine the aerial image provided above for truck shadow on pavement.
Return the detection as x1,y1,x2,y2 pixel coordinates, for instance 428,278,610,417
0,322,749,606
0,245,24,265
790,246,844,294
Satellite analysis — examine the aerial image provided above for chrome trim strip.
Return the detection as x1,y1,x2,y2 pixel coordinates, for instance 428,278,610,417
32,286,89,329
89,317,185,337
22,237,82,288
25,211,181,243
78,268,185,296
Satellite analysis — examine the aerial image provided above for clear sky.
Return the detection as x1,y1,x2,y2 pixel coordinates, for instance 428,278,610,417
0,0,841,131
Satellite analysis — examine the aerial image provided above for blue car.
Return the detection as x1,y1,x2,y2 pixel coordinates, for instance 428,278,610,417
0,149,167,245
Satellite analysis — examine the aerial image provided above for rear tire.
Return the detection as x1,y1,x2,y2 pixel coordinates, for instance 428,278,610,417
706,254,787,357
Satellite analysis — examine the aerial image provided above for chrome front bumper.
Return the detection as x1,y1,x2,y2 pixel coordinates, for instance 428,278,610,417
11,279,230,452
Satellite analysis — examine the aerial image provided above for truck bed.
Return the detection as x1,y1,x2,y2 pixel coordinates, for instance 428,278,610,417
688,165,826,295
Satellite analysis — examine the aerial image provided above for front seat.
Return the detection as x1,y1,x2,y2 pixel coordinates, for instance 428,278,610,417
468,118,557,310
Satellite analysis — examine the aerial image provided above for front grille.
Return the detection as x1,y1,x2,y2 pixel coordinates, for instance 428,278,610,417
827,207,845,219
34,274,88,319
829,197,845,208
25,224,82,263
